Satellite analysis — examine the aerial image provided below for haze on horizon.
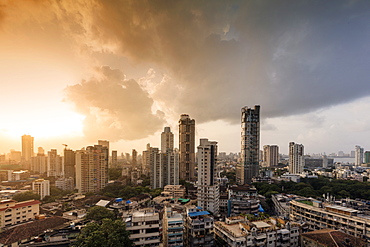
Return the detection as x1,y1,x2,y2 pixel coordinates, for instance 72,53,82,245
1,0,370,155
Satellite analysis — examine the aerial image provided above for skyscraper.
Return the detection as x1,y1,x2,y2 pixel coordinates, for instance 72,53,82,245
21,135,34,169
179,114,195,181
355,145,364,167
263,145,279,167
31,148,47,174
238,105,260,184
75,144,109,193
161,127,174,153
289,142,305,174
197,139,219,215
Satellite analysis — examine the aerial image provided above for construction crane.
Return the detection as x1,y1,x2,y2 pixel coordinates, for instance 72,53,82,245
62,144,68,150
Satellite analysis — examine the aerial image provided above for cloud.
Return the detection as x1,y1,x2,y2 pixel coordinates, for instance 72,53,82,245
64,66,165,141
3,0,370,142
59,0,370,123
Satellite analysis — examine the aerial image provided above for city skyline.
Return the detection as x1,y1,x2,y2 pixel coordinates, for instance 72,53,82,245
1,1,370,155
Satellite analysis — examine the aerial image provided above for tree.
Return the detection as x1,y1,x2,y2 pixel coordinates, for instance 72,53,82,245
73,218,133,247
85,206,116,223
12,191,40,202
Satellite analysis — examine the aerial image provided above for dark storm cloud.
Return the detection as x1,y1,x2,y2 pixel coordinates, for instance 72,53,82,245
11,0,370,140
67,0,370,124
65,66,165,141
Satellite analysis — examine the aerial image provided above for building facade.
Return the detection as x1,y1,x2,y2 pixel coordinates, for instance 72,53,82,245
179,114,196,181
162,206,183,247
161,127,174,153
0,199,40,227
75,144,109,193
355,145,364,166
64,149,76,180
184,205,214,247
47,149,63,177
238,105,260,184
263,145,279,167
126,208,161,246
227,185,260,217
32,179,50,200
289,142,305,174
197,139,219,215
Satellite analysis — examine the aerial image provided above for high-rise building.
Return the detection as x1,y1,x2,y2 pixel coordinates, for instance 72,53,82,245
47,149,63,177
365,151,370,165
75,144,109,193
355,145,364,167
132,149,137,168
263,145,279,167
179,114,196,181
64,149,75,180
289,142,305,174
21,135,34,169
98,140,109,165
197,139,219,215
32,179,50,199
30,149,47,174
238,105,260,184
111,150,118,168
162,149,180,186
161,127,174,153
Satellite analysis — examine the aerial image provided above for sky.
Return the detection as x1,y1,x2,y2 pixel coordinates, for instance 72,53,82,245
1,0,370,155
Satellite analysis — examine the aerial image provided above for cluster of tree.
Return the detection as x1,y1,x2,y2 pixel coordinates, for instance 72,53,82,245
12,187,74,203
220,171,236,185
100,184,162,200
73,206,132,247
253,176,370,200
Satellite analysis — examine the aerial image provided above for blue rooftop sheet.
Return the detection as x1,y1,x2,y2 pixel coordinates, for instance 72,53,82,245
188,211,210,217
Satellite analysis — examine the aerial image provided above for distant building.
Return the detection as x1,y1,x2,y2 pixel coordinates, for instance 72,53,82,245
32,179,50,199
238,105,260,184
55,177,74,191
21,135,34,169
30,149,47,174
263,145,279,167
163,185,186,198
47,149,63,177
111,150,118,168
197,139,219,215
289,142,304,174
184,205,214,247
355,145,364,166
161,127,174,153
75,144,109,193
365,151,370,165
64,149,75,180
179,114,196,181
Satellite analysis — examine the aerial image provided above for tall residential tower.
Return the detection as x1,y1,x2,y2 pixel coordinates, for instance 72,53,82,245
238,105,260,184
161,127,174,153
289,142,305,174
179,114,196,181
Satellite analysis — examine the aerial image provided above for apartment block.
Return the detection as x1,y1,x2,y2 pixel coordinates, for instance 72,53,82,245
126,208,161,246
214,216,300,247
184,205,214,247
32,179,50,200
162,206,183,247
0,199,40,227
290,198,370,241
227,185,259,217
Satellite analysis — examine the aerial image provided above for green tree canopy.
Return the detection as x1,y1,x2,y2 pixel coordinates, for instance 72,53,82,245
12,191,40,202
85,206,116,223
73,218,132,247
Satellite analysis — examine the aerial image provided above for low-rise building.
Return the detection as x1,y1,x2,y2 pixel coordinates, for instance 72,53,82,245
228,185,259,217
0,199,41,227
163,185,186,198
301,229,366,247
125,208,161,246
214,216,300,247
290,197,370,241
183,205,214,247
